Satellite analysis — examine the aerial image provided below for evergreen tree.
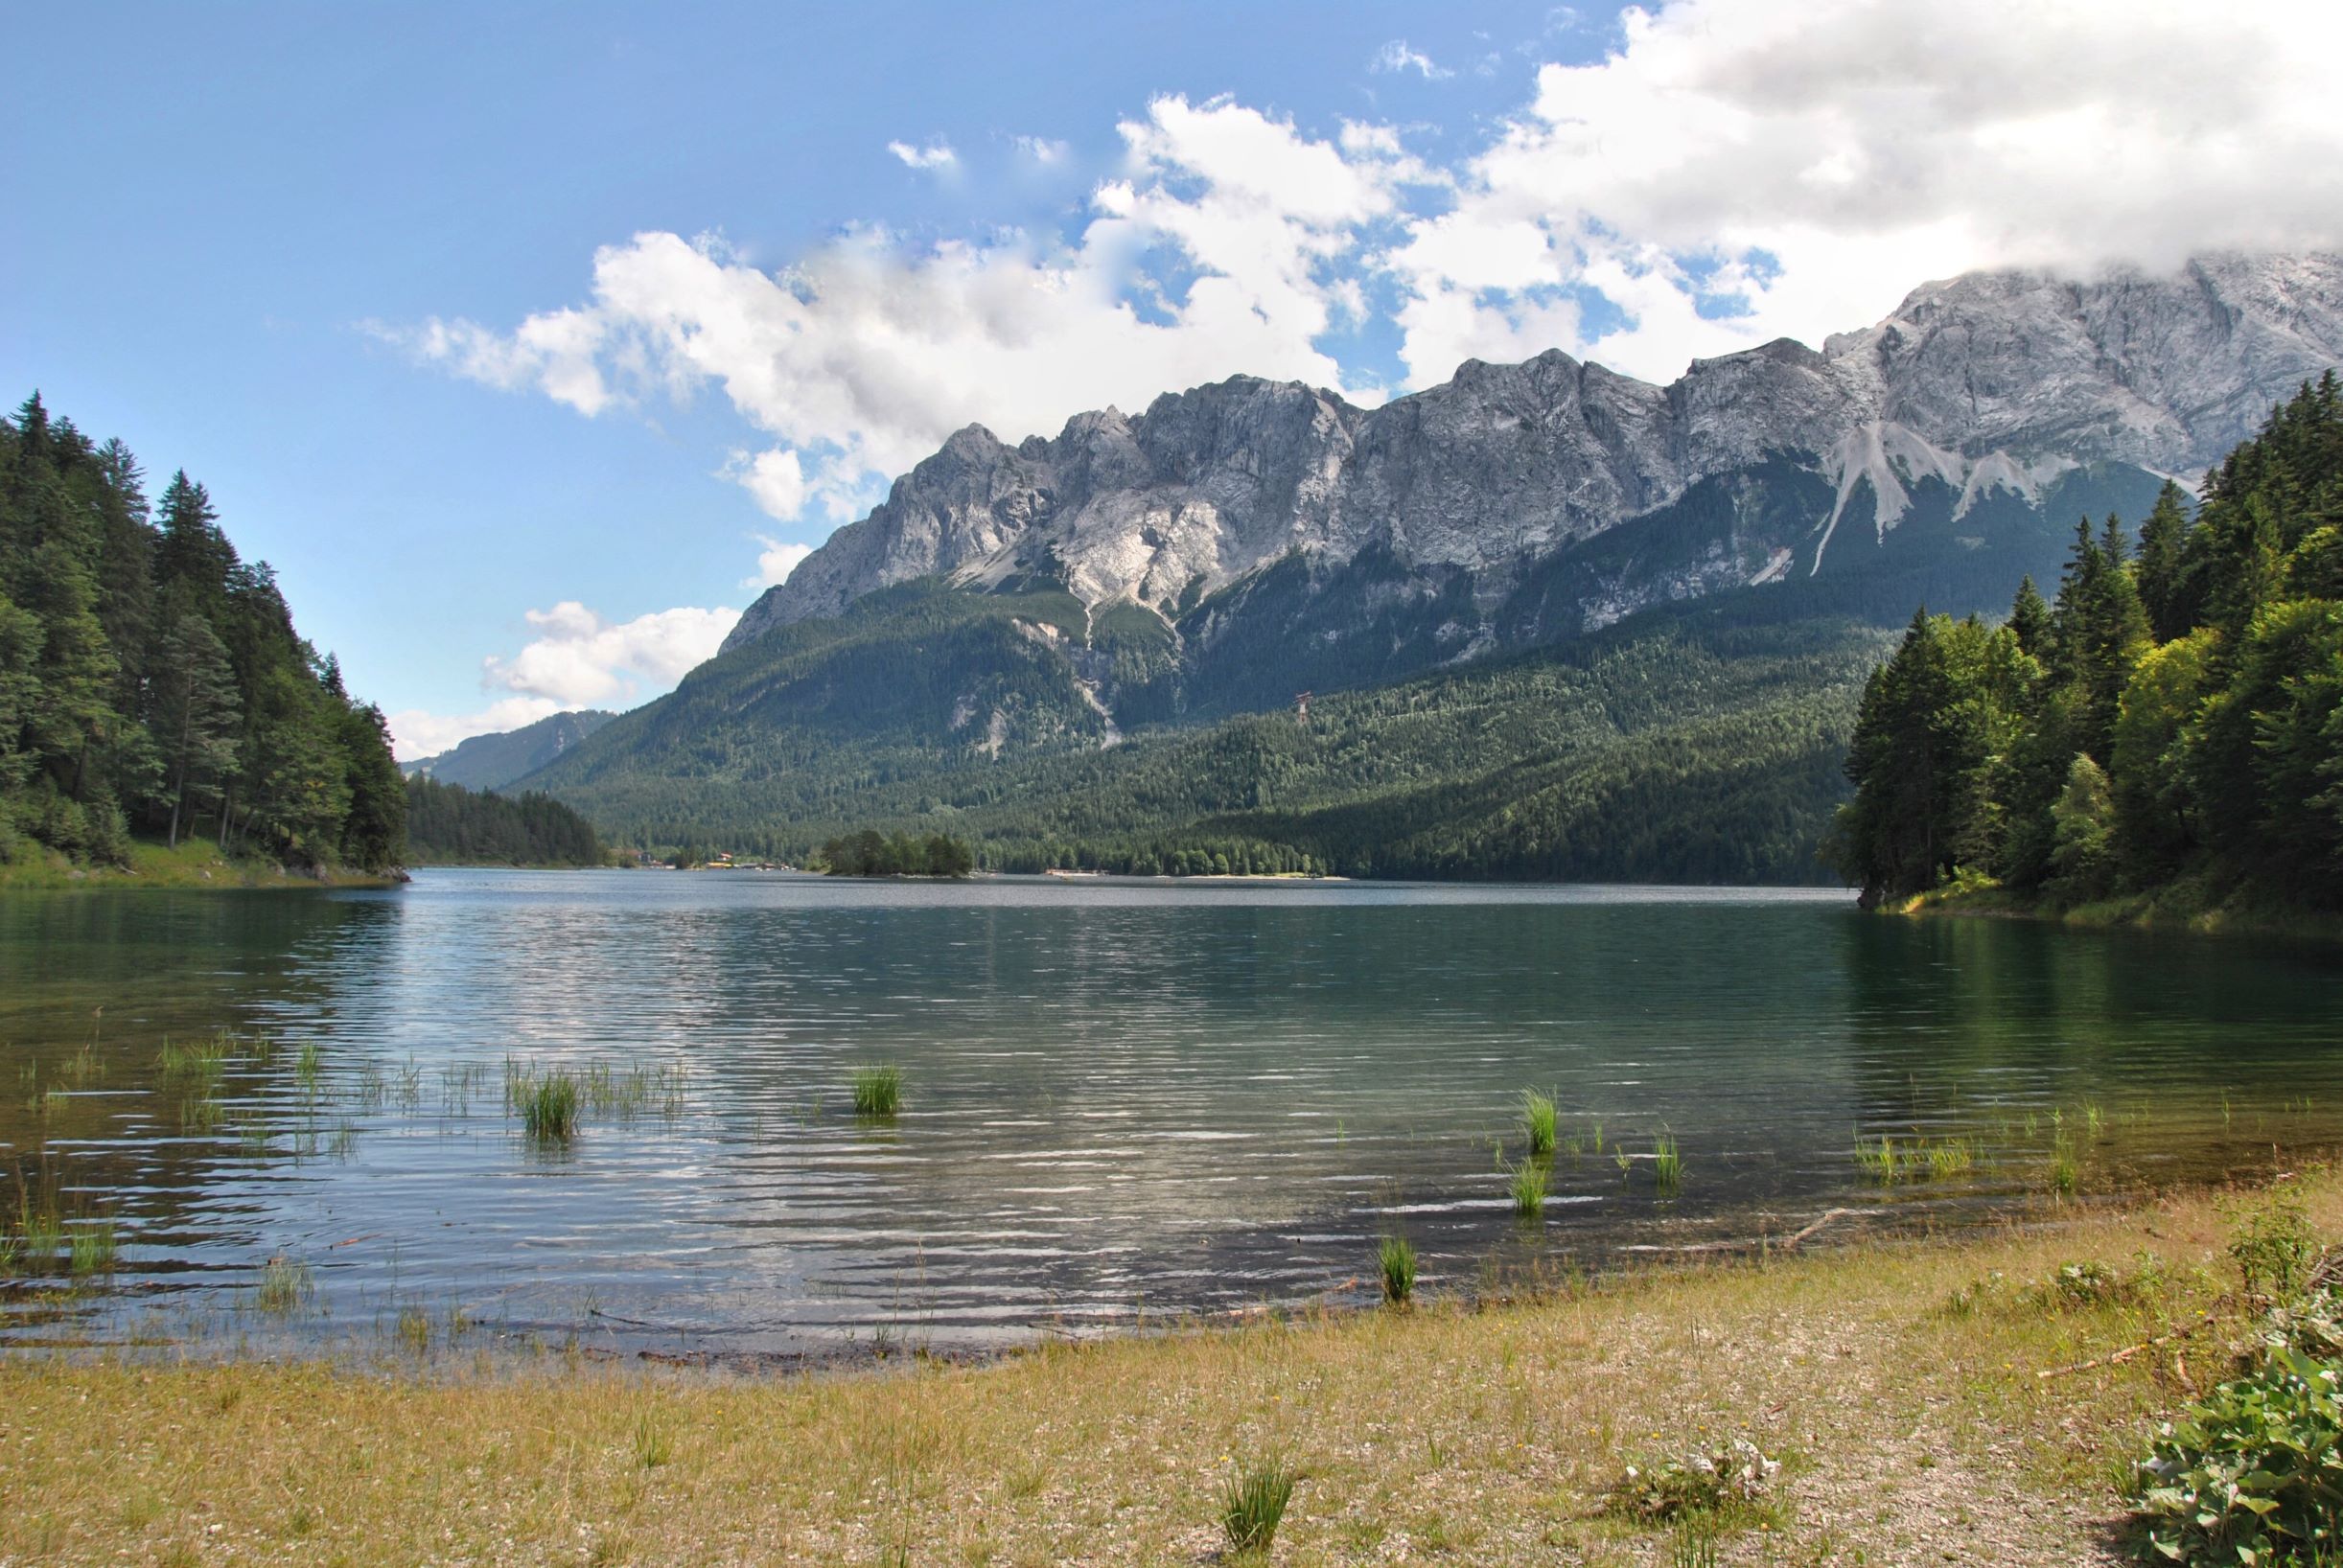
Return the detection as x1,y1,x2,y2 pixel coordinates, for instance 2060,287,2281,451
149,613,242,848
2135,480,2193,642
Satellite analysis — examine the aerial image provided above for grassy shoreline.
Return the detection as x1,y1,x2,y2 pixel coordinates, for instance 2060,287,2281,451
0,836,404,892
4,1172,2331,1565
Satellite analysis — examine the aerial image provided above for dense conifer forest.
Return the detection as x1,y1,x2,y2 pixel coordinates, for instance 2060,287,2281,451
817,828,975,877
1832,378,2343,914
0,393,405,873
402,775,604,866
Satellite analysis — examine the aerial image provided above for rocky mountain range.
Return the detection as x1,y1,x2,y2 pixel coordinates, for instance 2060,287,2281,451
515,253,2343,871
725,253,2343,666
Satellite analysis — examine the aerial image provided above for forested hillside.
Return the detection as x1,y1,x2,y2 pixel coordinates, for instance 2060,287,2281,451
541,607,1890,882
406,708,614,792
403,776,603,866
0,393,405,874
1833,377,2343,914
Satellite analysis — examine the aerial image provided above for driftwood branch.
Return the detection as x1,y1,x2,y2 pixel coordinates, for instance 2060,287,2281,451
1778,1208,1863,1250
2035,1312,2220,1380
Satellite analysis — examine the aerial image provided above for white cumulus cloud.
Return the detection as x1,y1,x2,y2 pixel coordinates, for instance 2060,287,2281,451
1388,0,2343,385
887,139,957,170
393,0,2343,553
400,96,1426,526
385,599,742,760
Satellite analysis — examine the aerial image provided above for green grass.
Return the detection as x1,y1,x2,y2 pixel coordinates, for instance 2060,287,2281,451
1520,1089,1558,1159
68,1220,115,1278
1653,1133,1682,1197
1510,1158,1547,1218
510,1070,582,1142
1220,1458,1296,1558
1855,1132,1979,1185
1378,1234,1416,1306
255,1255,314,1316
2048,1132,2080,1198
850,1065,903,1118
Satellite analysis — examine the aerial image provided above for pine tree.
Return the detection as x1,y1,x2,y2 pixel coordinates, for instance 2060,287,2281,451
150,613,243,848
2134,480,2193,642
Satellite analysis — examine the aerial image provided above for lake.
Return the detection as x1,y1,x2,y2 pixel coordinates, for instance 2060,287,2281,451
3,870,2338,1360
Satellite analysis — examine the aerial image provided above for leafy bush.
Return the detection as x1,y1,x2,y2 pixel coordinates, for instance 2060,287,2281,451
2231,1195,2321,1302
1612,1440,1780,1523
2133,1349,2343,1565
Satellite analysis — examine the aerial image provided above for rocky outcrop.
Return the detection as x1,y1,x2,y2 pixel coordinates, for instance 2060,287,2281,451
724,253,2343,655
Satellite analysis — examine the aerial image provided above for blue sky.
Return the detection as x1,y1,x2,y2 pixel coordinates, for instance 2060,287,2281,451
7,1,2335,755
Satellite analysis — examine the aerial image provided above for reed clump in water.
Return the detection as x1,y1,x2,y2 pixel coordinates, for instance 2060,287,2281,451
505,1064,582,1143
850,1066,903,1119
1510,1158,1547,1218
1652,1134,1683,1197
1520,1089,1558,1159
1378,1234,1416,1306
255,1255,314,1316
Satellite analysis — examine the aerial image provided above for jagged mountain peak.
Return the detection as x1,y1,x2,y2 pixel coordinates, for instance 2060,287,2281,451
722,252,2343,655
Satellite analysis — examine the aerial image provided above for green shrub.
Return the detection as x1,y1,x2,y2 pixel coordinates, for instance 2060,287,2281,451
1221,1458,1296,1557
2231,1194,2320,1302
2133,1349,2343,1566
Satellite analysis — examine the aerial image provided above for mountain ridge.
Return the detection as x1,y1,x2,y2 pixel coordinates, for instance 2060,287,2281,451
725,253,2343,655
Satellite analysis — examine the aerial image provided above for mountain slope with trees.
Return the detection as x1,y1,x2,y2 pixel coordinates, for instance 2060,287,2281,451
0,393,405,876
1831,376,2343,918
403,775,603,866
537,600,1891,882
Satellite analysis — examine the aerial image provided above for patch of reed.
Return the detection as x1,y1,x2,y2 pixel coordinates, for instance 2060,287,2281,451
1520,1089,1558,1158
1652,1133,1682,1197
1378,1234,1416,1306
68,1219,115,1278
850,1065,902,1119
255,1255,313,1316
1510,1158,1547,1218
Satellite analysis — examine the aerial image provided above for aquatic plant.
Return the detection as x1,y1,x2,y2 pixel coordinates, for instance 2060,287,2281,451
516,1071,581,1142
1853,1134,1905,1185
256,1254,313,1316
1653,1134,1683,1196
1379,1234,1417,1305
1520,1089,1558,1159
1926,1137,1976,1179
850,1065,903,1118
2047,1131,2079,1198
1510,1158,1547,1218
1221,1457,1296,1558
156,1034,230,1083
68,1219,116,1278
293,1042,323,1090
